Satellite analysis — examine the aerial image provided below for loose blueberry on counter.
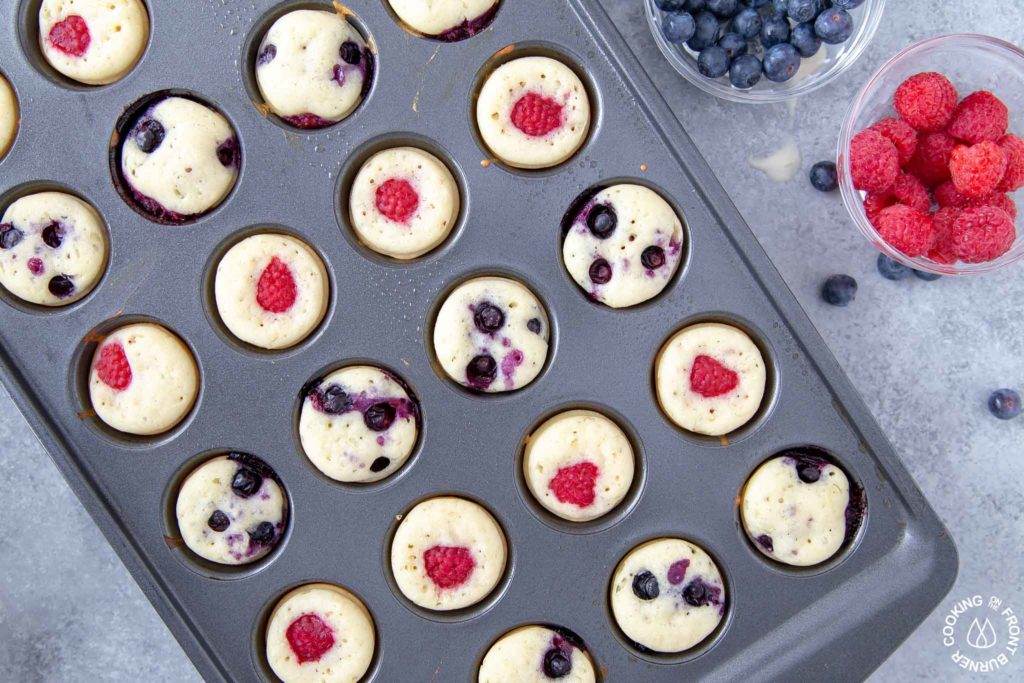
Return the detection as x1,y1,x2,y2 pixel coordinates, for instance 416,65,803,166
207,509,230,532
135,119,165,153
256,43,277,66
589,258,612,285
231,466,263,498
0,224,23,250
791,21,821,57
913,269,942,281
641,245,667,270
466,354,497,388
587,204,617,239
662,11,696,44
364,402,396,432
821,274,857,306
988,389,1022,420
732,8,762,38
786,0,817,22
655,0,687,10
687,12,720,51
542,648,572,679
48,275,75,298
369,456,390,473
632,570,660,600
698,46,730,78
730,54,762,89
41,222,65,248
760,12,790,49
815,7,854,44
474,302,505,333
876,253,912,281
706,0,738,17
809,161,838,192
250,521,276,544
763,43,801,82
717,32,747,60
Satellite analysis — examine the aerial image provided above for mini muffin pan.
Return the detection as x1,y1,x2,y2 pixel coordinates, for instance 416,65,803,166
0,1,957,681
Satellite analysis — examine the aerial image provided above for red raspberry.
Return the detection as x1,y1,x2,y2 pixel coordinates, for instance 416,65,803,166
903,131,957,186
893,72,958,132
889,173,931,213
850,129,899,194
951,205,1016,263
996,134,1024,192
510,92,564,137
27,257,44,275
949,141,1008,199
285,614,335,663
973,193,1018,220
95,343,132,391
256,256,297,313
934,180,971,208
548,461,599,508
48,15,91,57
863,193,896,226
375,178,419,223
928,206,961,265
689,354,739,398
875,205,936,257
948,91,1009,144
282,113,335,129
869,117,918,165
423,545,476,589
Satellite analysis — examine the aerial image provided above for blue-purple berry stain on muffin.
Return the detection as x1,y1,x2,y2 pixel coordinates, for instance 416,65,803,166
388,0,499,41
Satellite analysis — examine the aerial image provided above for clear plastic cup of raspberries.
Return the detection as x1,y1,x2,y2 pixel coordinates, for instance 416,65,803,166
645,0,887,103
840,34,1024,275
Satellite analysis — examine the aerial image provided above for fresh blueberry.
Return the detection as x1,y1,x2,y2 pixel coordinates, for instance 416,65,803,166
662,11,696,44
527,318,543,334
796,461,822,483
821,274,857,306
832,0,864,7
989,389,1022,420
632,570,660,600
364,402,397,432
791,21,821,57
760,12,790,49
466,354,497,387
786,0,817,22
542,648,572,678
698,46,731,78
587,204,617,239
641,245,667,270
47,275,75,298
340,41,362,65
913,269,942,281
134,118,165,154
231,466,263,498
473,302,505,333
41,221,65,248
756,534,774,552
319,384,352,414
0,224,21,250
717,32,748,60
771,0,788,12
687,11,720,51
589,258,612,285
731,7,762,38
256,43,277,66
763,43,801,82
815,8,854,44
682,578,714,607
876,253,912,281
250,521,276,545
706,0,738,17
207,510,230,532
729,54,763,88
683,0,706,10
809,161,838,192
369,456,391,472
742,0,769,5
655,0,686,9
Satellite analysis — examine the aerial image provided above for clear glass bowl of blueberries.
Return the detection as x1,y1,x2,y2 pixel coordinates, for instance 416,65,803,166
646,0,885,103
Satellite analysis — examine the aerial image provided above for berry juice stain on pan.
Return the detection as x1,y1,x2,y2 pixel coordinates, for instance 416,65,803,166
0,1,956,682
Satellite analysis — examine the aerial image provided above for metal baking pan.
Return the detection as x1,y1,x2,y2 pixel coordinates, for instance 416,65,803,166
0,0,957,680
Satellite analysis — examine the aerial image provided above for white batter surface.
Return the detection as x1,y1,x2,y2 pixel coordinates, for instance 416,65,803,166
388,0,498,38
0,74,16,159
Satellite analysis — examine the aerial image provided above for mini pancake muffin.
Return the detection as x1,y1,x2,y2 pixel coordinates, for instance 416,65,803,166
88,322,199,435
610,538,726,653
349,147,460,259
0,74,17,160
175,453,287,565
391,497,506,611
388,0,499,41
120,96,240,223
479,625,597,683
655,323,767,436
433,276,549,393
214,233,328,350
563,184,684,308
741,448,866,566
39,0,149,85
266,583,375,683
0,192,108,306
523,409,634,522
299,365,420,483
255,9,372,129
476,56,590,169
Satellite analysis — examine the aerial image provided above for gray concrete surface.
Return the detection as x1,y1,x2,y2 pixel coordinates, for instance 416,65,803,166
2,1,1022,681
